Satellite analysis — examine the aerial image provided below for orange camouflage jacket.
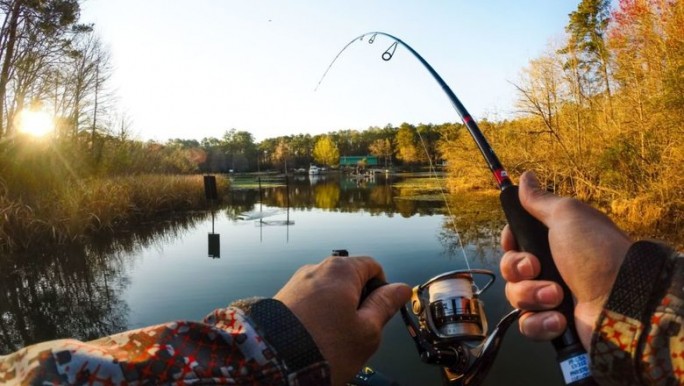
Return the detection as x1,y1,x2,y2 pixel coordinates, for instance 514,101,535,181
591,240,684,385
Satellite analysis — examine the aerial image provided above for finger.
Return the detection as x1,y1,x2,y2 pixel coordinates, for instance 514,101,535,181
359,283,412,330
500,250,540,282
518,171,562,226
321,255,385,291
519,310,567,341
504,280,563,310
346,255,387,286
500,224,518,251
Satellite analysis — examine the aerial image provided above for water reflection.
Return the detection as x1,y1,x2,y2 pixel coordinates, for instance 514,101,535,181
0,212,211,354
228,174,505,267
439,191,507,269
0,174,507,358
229,174,447,216
0,247,129,354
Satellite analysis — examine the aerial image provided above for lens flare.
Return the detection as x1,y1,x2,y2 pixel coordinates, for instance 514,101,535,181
17,109,54,137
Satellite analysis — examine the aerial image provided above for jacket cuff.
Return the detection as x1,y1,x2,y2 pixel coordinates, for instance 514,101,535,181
232,298,330,385
590,240,677,384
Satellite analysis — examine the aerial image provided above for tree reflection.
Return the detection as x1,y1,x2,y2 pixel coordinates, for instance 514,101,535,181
227,175,505,267
314,183,341,209
438,191,507,269
0,212,211,355
234,174,446,216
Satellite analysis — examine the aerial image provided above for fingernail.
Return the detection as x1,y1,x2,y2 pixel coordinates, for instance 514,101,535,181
515,258,534,278
535,285,560,307
395,284,412,303
542,314,562,332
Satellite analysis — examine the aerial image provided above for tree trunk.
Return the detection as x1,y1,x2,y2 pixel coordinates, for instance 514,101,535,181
0,0,22,138
91,62,99,153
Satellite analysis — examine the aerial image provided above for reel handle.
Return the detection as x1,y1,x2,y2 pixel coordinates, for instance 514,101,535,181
500,186,597,385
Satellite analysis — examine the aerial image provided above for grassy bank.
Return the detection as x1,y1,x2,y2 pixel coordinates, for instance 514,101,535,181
0,174,229,252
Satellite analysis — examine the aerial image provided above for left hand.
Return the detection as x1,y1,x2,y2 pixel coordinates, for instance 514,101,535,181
274,255,412,386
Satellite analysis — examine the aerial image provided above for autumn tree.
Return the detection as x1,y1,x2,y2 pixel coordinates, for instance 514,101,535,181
394,123,420,166
287,134,314,168
416,123,440,165
272,139,291,173
313,135,339,166
599,0,681,203
562,0,613,108
369,138,392,167
497,0,684,237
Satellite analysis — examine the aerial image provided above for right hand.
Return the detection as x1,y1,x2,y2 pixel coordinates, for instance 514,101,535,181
500,171,632,350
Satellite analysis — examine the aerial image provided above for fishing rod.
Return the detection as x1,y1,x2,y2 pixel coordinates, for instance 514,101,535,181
319,32,596,386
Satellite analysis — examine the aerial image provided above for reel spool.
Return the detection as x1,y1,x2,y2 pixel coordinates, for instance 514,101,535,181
411,271,494,342
412,270,493,342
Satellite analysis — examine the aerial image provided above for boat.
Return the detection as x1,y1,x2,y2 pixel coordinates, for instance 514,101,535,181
308,164,321,175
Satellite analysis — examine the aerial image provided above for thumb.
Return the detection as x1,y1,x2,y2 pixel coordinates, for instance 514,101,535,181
359,283,412,329
519,171,562,226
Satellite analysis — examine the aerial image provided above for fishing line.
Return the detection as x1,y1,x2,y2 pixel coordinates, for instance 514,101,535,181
316,32,475,276
415,129,475,275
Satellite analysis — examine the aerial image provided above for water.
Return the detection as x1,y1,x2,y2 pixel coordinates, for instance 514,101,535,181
0,173,562,385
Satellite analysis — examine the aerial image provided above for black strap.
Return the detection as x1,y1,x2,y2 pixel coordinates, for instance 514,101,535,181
247,298,326,372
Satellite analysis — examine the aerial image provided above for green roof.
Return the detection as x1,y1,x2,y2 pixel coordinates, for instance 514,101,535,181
339,156,378,166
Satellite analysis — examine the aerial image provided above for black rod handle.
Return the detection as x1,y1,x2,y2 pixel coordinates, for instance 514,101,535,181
500,186,596,385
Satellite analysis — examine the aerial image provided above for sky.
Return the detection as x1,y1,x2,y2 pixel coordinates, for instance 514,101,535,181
80,1,579,143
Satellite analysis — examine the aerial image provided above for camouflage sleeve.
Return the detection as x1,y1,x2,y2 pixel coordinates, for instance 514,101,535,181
0,298,331,385
590,240,684,385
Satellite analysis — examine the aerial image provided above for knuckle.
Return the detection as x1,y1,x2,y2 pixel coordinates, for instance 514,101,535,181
323,255,345,265
321,255,350,272
295,263,315,277
555,197,583,216
500,251,516,280
504,282,516,304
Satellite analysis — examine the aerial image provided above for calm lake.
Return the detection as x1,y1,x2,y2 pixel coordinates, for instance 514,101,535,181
0,173,563,385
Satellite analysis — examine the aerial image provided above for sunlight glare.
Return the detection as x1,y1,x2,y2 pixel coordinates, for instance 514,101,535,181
18,109,54,137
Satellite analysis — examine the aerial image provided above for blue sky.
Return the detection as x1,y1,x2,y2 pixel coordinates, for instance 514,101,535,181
80,1,578,142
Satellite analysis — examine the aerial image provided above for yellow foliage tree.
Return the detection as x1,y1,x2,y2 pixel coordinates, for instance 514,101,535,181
313,136,339,167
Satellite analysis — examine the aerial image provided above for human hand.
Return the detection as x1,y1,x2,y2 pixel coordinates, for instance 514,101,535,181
274,255,412,386
500,171,632,350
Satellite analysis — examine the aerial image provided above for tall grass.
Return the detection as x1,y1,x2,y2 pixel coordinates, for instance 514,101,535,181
0,137,228,252
0,174,229,252
0,138,229,252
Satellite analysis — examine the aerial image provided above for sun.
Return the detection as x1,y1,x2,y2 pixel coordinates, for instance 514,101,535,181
17,109,54,137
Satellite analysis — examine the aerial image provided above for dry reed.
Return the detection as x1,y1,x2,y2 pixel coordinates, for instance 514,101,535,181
0,175,229,252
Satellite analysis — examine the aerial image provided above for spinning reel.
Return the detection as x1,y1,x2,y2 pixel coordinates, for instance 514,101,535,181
400,269,520,385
